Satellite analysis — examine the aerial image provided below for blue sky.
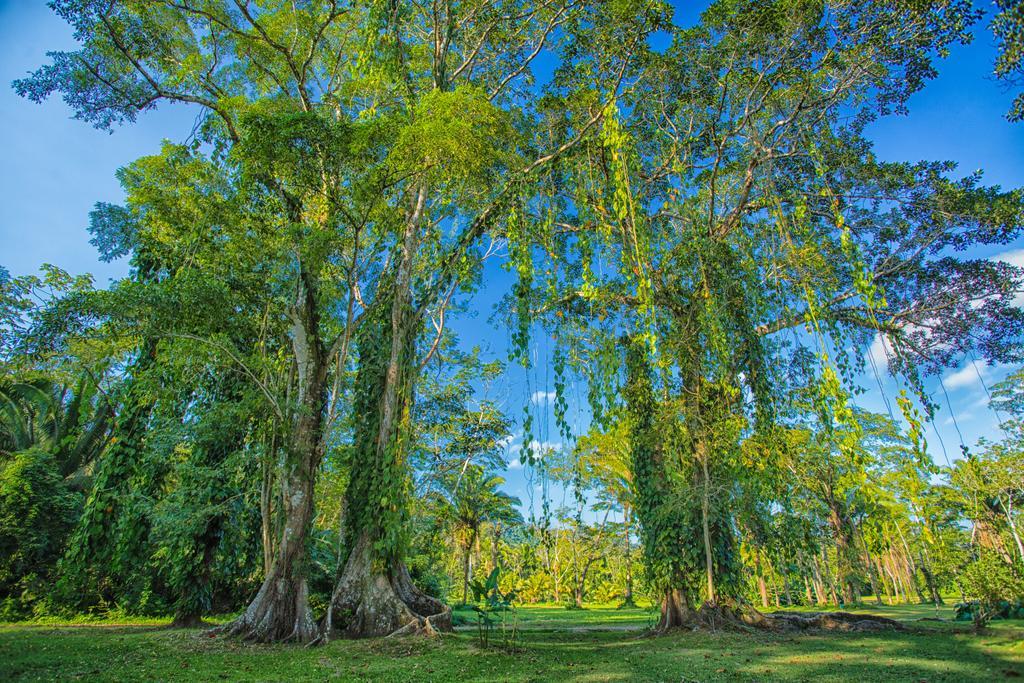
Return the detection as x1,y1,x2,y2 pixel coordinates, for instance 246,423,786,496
1,1,1022,514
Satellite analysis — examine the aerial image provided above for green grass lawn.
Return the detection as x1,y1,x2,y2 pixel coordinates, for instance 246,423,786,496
455,602,659,630
1,604,1021,682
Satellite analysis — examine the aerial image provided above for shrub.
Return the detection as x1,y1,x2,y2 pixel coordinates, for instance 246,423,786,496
0,448,81,616
956,551,1024,630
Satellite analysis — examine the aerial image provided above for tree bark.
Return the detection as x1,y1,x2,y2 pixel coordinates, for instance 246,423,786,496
222,454,320,642
827,503,858,605
222,269,326,644
656,587,694,631
918,552,943,606
259,426,281,578
755,551,769,609
490,523,501,574
461,535,474,605
327,533,450,638
1001,496,1024,563
699,446,716,604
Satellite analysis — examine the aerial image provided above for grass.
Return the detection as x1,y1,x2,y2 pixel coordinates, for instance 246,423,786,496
1,603,1021,682
454,602,658,630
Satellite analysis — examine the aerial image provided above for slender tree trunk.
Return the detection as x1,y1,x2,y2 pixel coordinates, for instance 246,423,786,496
755,552,769,609
875,557,893,605
823,547,840,605
853,523,882,605
811,556,828,605
863,548,882,605
553,549,561,604
490,524,501,574
260,447,276,578
893,522,927,603
622,508,635,606
1001,497,1024,563
698,443,716,604
883,552,903,603
462,538,473,605
918,552,943,606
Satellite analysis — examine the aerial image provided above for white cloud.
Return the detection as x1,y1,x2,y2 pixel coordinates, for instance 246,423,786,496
942,411,975,426
942,361,989,391
530,390,557,405
991,249,1024,308
497,434,516,449
526,439,562,453
994,248,1024,269
866,333,888,370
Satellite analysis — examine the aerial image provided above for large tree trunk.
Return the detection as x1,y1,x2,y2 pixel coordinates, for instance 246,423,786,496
326,248,452,639
326,533,451,638
657,587,694,630
222,270,327,644
1001,496,1024,563
827,503,859,605
697,443,716,605
222,451,320,642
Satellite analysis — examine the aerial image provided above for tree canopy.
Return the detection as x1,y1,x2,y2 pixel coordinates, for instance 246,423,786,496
2,0,1022,647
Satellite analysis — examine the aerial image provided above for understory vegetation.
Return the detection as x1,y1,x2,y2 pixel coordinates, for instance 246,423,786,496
2,0,1024,679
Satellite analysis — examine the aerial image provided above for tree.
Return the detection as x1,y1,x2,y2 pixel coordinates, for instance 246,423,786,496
993,0,1024,121
577,418,637,605
0,449,81,617
18,0,654,642
437,465,520,606
523,0,1022,628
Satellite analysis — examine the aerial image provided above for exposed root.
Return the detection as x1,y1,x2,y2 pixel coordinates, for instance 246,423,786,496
653,600,765,634
767,610,906,632
217,572,320,644
325,534,452,639
385,612,446,638
652,598,905,635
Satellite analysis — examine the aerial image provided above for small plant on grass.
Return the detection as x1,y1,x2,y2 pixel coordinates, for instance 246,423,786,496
470,567,520,651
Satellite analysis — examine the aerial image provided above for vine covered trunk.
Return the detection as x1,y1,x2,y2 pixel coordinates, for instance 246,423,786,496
326,284,451,639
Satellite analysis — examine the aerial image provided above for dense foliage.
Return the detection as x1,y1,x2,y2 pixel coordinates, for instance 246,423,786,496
0,0,1021,648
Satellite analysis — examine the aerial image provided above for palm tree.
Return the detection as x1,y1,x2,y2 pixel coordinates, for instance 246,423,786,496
0,376,110,480
441,465,521,605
